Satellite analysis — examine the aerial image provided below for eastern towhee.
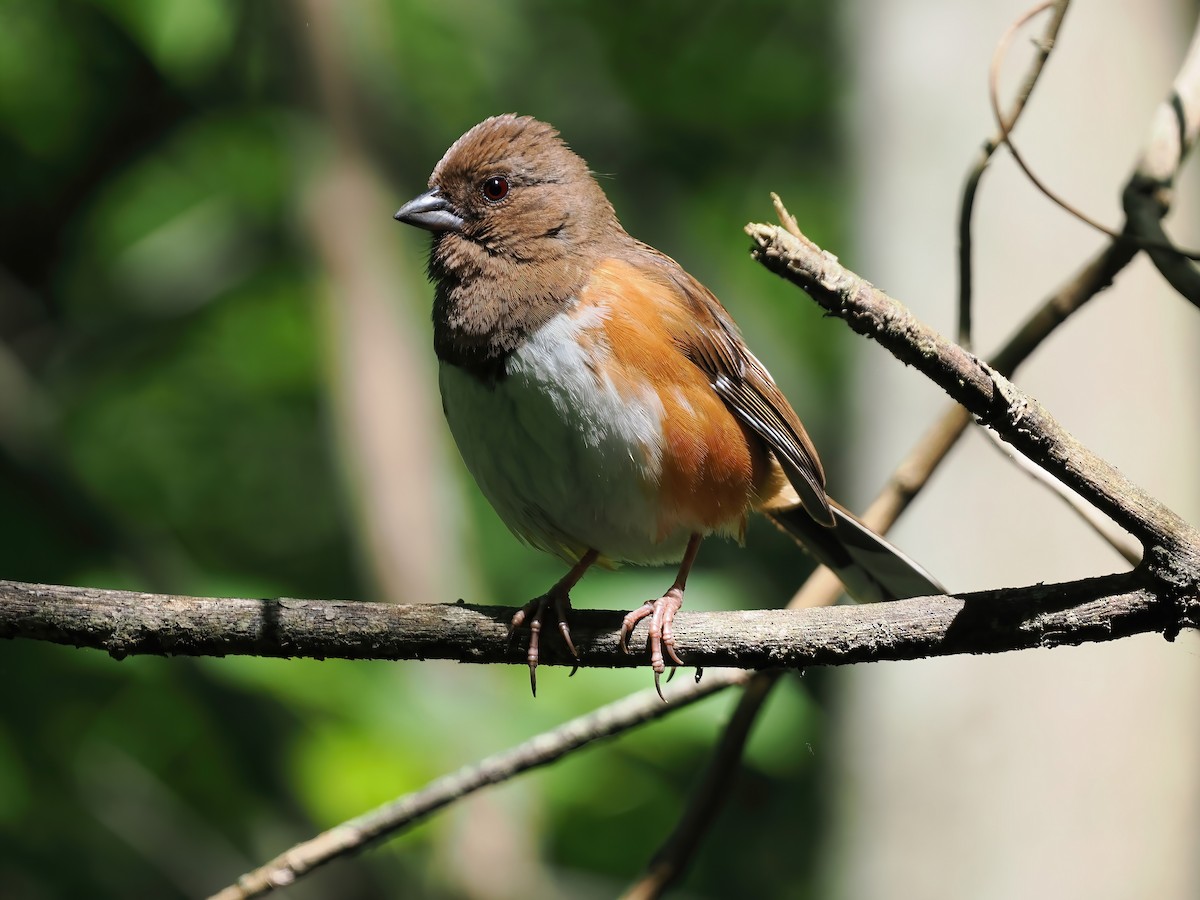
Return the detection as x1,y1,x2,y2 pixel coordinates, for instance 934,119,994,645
395,114,942,696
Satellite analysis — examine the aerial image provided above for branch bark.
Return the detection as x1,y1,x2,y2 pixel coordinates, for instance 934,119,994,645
3,574,1194,670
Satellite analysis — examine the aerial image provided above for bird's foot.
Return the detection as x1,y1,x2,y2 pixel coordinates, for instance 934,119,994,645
510,589,576,697
619,586,685,701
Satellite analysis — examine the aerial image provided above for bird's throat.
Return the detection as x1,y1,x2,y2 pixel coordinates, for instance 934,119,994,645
429,239,587,383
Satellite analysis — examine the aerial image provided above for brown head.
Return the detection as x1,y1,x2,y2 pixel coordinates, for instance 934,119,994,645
395,114,624,378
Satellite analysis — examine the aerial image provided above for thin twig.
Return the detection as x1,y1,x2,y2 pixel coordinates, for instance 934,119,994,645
621,673,777,900
1121,22,1200,308
989,16,1200,268
959,0,1070,346
975,425,1141,565
207,669,751,899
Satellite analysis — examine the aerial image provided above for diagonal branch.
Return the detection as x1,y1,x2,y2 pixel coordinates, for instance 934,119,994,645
746,222,1200,573
627,213,1193,898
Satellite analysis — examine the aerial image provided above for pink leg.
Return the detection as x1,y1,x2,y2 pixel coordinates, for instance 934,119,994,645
510,549,598,697
620,534,702,700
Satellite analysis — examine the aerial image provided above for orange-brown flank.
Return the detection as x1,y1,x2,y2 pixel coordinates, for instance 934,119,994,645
576,258,771,542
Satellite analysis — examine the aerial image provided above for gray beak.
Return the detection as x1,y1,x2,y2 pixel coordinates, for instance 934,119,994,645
394,188,464,233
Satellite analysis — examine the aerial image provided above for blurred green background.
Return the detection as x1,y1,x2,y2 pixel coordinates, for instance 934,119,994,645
0,1,858,896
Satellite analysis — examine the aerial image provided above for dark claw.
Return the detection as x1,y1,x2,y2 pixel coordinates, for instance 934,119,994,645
527,617,542,666
513,594,548,698
509,599,535,642
553,592,579,658
694,667,704,684
665,667,677,684
510,590,579,697
654,669,666,703
559,621,578,659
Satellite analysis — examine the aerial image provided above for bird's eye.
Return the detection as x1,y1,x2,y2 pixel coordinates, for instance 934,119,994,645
481,175,509,202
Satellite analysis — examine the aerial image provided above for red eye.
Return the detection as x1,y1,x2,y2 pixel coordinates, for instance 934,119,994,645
481,175,509,202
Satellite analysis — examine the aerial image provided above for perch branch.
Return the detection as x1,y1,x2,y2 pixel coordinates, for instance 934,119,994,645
3,575,1193,670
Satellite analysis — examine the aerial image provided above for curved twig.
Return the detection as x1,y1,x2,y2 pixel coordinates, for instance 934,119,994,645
989,12,1200,274
1121,23,1200,308
621,673,777,900
959,0,1070,347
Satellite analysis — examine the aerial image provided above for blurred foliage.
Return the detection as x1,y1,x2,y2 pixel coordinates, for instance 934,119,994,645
0,1,854,897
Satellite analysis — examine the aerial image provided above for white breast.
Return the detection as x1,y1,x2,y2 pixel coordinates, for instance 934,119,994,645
439,306,691,566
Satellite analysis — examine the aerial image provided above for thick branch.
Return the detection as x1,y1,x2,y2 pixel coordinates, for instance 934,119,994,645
3,576,1193,669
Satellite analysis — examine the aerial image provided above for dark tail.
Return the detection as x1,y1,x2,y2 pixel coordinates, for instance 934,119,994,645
765,503,944,603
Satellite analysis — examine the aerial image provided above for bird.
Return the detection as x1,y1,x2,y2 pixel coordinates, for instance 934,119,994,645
394,114,942,697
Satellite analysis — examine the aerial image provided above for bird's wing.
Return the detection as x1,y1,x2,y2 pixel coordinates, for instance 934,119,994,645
628,243,835,526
